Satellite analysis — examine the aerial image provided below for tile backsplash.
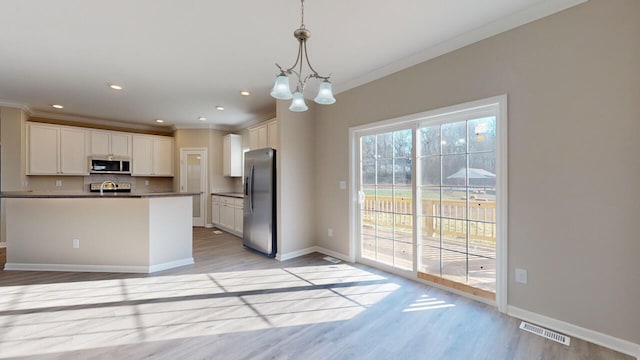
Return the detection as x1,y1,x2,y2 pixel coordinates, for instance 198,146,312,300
28,175,173,193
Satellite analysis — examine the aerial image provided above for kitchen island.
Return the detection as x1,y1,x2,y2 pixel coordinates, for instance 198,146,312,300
1,192,198,273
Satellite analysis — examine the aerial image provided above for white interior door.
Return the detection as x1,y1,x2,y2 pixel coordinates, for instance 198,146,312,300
180,148,207,227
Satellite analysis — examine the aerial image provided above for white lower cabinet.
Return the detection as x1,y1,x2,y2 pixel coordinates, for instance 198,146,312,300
233,199,244,234
212,194,243,237
212,196,221,225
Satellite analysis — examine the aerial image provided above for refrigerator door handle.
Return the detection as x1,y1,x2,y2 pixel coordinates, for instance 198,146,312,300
249,164,255,213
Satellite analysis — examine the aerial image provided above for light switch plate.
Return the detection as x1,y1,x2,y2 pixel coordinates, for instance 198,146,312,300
515,268,528,284
339,181,346,190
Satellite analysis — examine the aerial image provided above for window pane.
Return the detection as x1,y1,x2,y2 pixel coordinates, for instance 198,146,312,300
394,241,413,271
394,214,412,242
362,187,376,211
375,185,392,211
393,129,412,158
419,216,440,247
420,187,440,217
394,187,412,214
420,156,441,186
362,211,376,236
420,245,441,275
394,158,412,185
442,187,467,220
441,219,467,253
376,133,393,159
468,117,496,153
361,135,376,160
362,235,376,260
468,152,495,187
376,238,394,267
362,161,376,185
441,249,467,284
467,255,495,293
375,210,393,239
441,121,467,154
420,126,441,156
442,154,466,186
468,202,495,222
469,225,496,258
376,159,393,185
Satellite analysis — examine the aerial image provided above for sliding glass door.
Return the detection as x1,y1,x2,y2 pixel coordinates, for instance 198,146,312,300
354,98,504,301
359,128,414,271
417,117,497,294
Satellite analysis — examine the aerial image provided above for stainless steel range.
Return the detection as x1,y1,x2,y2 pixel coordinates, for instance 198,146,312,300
89,182,132,193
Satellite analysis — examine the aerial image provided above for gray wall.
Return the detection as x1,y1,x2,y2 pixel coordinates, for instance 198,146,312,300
276,100,316,256
314,0,639,344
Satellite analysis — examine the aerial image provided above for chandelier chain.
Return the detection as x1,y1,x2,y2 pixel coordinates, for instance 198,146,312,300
300,0,305,28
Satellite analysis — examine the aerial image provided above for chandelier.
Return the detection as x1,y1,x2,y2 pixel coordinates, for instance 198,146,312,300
270,0,335,112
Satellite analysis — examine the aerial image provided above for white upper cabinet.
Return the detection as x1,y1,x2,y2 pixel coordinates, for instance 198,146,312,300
152,136,173,176
223,134,242,177
132,135,174,176
28,123,59,174
90,130,132,157
27,122,89,175
59,127,90,175
249,119,277,150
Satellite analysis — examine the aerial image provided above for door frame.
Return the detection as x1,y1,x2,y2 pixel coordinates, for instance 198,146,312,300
349,95,508,312
180,148,208,227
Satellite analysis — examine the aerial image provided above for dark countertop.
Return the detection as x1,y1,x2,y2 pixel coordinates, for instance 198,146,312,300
0,191,200,199
211,192,244,198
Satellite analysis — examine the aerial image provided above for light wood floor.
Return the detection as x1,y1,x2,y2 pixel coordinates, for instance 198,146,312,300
0,229,631,360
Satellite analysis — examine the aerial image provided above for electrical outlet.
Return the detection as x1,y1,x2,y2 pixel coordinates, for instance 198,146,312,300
144,180,149,186
72,239,80,249
339,181,347,190
55,180,62,187
515,268,528,284
328,228,333,237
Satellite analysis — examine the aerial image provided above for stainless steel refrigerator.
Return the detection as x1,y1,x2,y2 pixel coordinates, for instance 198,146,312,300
243,148,276,257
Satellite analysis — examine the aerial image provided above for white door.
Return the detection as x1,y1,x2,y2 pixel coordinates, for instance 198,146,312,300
180,148,207,227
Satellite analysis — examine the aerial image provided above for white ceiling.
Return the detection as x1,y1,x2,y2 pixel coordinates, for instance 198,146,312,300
0,0,585,130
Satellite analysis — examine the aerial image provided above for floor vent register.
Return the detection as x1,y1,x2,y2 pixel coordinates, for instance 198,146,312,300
323,256,341,264
519,321,571,346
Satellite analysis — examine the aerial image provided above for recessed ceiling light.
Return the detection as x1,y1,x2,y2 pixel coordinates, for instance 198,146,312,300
155,119,164,123
216,106,224,111
240,91,250,96
198,117,206,121
109,84,123,90
52,104,64,109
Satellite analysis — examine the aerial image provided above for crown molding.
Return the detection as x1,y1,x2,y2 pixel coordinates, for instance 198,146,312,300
28,110,173,134
0,100,33,114
173,123,236,131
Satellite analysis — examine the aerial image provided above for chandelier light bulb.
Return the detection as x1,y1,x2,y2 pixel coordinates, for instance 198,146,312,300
314,80,336,105
270,74,293,100
289,92,308,112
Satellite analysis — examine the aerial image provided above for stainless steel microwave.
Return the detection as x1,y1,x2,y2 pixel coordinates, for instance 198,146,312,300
89,156,131,174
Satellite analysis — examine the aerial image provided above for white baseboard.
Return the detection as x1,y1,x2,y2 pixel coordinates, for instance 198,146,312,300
148,257,194,273
4,258,194,274
507,306,639,359
313,246,353,263
276,246,352,263
276,246,317,261
204,223,214,228
0,242,6,249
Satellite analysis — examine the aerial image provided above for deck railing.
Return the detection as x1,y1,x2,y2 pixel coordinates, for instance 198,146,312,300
362,196,496,243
